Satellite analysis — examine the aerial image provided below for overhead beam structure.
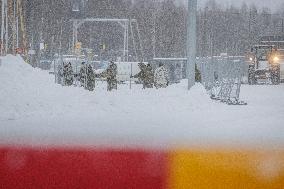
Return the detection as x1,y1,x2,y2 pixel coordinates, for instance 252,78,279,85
71,18,140,62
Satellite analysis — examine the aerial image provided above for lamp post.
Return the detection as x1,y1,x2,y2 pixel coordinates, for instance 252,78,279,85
187,0,197,90
1,0,8,55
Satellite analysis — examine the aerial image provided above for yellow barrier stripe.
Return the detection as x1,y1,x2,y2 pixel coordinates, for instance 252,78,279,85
169,149,284,189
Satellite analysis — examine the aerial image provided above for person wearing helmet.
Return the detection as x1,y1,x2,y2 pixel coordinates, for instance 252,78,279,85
63,62,74,86
79,62,87,87
154,63,169,89
145,63,154,88
100,61,118,91
86,64,95,91
131,63,148,89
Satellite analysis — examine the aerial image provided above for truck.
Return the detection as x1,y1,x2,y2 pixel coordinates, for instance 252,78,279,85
248,45,281,85
277,49,284,83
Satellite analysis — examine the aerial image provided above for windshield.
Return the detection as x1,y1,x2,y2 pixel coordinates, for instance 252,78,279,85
255,46,272,61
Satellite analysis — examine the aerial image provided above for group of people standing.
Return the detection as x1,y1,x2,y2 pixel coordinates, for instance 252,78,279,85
56,61,118,91
56,61,171,92
132,63,169,89
78,62,96,91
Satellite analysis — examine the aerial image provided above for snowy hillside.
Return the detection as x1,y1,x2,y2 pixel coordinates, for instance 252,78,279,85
0,55,284,148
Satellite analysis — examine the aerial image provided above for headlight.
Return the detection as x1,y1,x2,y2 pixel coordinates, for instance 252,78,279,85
273,56,279,63
249,57,253,61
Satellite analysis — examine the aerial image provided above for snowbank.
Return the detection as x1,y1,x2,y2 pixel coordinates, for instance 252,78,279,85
0,55,211,122
0,55,86,121
0,55,284,149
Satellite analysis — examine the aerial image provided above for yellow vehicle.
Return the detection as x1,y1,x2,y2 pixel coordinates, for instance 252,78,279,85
277,49,284,82
248,45,281,85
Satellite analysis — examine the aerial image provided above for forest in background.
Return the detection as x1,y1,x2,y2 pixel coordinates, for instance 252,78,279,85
23,0,284,62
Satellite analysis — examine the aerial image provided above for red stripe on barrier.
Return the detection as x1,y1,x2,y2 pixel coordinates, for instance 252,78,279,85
0,147,168,189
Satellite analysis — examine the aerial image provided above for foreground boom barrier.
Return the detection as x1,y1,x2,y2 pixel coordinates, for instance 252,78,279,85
0,146,284,189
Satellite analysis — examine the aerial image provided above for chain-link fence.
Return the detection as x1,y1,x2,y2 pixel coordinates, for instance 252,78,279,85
197,55,247,105
153,55,248,105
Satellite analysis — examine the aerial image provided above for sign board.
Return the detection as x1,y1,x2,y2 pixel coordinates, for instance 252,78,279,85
15,48,23,54
28,49,36,55
100,44,106,50
40,43,45,50
75,42,82,50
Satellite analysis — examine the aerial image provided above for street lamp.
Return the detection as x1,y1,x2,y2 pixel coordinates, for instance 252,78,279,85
72,0,87,18
187,0,197,90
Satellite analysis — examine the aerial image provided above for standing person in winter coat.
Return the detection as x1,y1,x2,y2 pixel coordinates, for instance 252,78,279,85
131,63,147,89
99,61,118,91
63,62,74,86
62,63,66,85
86,64,95,91
145,63,154,88
79,62,87,87
195,64,202,83
154,63,169,89
173,63,182,83
56,64,63,85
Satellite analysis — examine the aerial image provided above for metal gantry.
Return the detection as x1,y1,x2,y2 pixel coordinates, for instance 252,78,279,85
71,18,143,62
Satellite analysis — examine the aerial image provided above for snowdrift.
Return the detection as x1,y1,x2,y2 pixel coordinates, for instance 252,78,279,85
0,55,211,123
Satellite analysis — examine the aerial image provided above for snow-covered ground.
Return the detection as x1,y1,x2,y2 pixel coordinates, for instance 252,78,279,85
0,55,284,149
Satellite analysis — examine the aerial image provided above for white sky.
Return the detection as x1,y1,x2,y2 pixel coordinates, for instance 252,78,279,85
179,0,284,11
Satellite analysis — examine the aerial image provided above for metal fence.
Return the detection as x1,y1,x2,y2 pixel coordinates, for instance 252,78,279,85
153,56,248,105
197,56,247,105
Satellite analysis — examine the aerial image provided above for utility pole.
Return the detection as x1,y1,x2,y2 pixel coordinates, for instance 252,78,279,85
187,0,197,90
16,0,19,48
152,0,158,58
1,0,8,55
281,18,284,34
5,0,8,54
248,10,252,50
1,0,26,56
1,0,5,55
